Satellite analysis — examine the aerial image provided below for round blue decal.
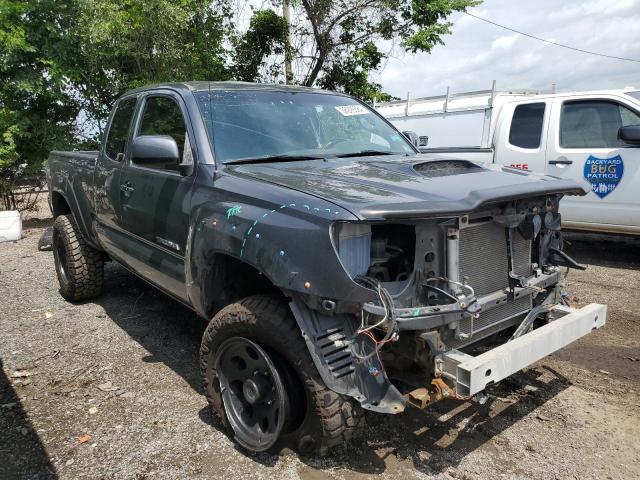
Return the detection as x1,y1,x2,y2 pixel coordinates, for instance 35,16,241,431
583,155,624,198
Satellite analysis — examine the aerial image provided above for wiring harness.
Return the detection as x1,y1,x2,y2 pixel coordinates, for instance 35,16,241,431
351,276,400,373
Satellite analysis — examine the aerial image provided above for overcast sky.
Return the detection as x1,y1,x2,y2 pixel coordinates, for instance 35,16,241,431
372,0,640,99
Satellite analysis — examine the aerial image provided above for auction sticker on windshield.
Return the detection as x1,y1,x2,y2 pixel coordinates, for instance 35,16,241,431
335,105,371,116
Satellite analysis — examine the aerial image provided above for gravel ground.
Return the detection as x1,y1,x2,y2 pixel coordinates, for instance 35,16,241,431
1,209,639,480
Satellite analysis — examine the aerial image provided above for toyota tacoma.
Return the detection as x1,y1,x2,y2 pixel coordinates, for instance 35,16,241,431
46,82,606,455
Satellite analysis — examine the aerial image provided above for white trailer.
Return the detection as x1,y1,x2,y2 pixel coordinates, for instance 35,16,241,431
376,84,640,236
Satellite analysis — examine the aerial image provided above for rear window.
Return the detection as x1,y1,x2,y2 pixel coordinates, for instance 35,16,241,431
508,103,545,149
105,97,137,161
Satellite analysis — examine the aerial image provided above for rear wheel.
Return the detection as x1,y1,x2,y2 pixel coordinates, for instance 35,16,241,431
52,214,104,301
200,295,364,455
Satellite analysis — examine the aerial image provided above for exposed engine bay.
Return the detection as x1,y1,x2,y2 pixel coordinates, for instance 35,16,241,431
307,193,599,411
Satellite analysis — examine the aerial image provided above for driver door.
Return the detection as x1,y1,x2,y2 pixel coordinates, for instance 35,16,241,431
117,92,196,300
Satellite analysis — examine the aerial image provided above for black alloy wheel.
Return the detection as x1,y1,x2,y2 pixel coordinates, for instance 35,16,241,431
215,337,288,452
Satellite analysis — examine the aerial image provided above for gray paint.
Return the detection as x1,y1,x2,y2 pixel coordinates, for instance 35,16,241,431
47,82,590,413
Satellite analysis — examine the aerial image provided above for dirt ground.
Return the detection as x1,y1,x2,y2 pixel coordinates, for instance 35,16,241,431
1,206,639,480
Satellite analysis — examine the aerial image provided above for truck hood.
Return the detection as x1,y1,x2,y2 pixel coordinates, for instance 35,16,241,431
227,155,590,220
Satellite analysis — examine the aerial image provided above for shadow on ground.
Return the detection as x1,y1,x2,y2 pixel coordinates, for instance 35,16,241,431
95,262,206,394
312,367,570,475
0,359,58,479
90,262,572,475
564,235,640,269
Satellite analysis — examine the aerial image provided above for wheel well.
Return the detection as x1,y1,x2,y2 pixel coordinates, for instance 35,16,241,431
203,254,283,318
51,191,71,217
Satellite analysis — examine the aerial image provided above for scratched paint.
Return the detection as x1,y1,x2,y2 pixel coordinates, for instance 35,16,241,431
238,202,341,258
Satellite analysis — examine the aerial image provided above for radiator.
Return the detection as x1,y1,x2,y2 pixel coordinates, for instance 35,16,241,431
451,221,533,347
449,296,533,349
458,221,531,296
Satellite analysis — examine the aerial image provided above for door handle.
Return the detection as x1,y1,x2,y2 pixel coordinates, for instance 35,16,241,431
120,182,134,196
548,159,573,165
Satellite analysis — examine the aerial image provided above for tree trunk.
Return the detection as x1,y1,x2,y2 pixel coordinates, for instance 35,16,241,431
300,0,328,86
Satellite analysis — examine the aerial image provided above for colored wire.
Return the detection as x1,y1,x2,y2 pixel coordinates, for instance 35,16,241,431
351,276,399,365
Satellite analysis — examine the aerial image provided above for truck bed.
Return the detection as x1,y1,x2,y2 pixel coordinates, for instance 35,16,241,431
47,150,100,247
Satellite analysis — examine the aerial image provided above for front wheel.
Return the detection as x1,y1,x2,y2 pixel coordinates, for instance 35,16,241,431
199,295,365,455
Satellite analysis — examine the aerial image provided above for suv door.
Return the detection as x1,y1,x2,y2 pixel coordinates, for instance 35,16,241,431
493,100,550,172
546,96,640,234
94,95,138,247
117,91,197,300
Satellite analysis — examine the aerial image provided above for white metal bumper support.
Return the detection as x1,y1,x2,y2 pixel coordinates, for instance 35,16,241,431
436,303,607,397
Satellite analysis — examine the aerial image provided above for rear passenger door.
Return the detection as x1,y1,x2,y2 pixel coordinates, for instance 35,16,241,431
117,92,196,300
493,100,550,172
545,96,640,233
94,95,138,247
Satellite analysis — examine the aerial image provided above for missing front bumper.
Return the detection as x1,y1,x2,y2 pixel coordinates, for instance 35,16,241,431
435,303,607,397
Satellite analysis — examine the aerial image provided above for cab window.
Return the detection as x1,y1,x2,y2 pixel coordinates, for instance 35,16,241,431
560,100,640,148
135,96,190,170
105,97,137,161
509,103,545,149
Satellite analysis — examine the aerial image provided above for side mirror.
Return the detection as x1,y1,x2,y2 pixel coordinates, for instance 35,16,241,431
131,135,180,167
619,125,640,146
402,130,419,147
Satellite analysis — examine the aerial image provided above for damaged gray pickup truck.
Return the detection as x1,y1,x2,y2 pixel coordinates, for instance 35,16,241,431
47,82,606,455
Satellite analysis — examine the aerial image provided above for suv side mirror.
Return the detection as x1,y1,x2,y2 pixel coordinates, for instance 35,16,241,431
131,135,180,166
402,130,419,147
619,125,640,146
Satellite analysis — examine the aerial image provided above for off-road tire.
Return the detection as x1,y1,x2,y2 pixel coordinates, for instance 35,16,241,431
52,214,104,301
200,294,365,456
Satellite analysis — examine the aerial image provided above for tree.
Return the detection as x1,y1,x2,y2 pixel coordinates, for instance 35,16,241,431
0,0,81,209
317,41,394,101
233,0,478,100
66,0,231,134
231,9,289,82
1,0,231,210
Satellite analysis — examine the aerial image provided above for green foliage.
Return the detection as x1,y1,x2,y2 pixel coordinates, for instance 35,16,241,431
67,0,231,129
0,0,230,205
232,10,289,82
242,0,479,100
0,0,80,207
318,42,395,102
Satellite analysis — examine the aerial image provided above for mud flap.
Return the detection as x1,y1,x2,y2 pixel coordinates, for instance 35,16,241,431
289,298,406,414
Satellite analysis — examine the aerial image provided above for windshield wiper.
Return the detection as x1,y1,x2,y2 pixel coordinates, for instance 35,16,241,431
335,150,397,158
225,154,327,165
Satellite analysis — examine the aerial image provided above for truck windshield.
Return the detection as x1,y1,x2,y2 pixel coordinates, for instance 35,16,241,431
195,90,416,163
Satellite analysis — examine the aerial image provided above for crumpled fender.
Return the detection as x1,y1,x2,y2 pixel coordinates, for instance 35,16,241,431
185,173,375,317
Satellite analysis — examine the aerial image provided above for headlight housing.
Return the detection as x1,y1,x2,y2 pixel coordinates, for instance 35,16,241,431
333,223,372,279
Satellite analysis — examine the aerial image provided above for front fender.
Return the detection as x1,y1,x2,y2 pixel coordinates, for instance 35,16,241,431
185,176,375,317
